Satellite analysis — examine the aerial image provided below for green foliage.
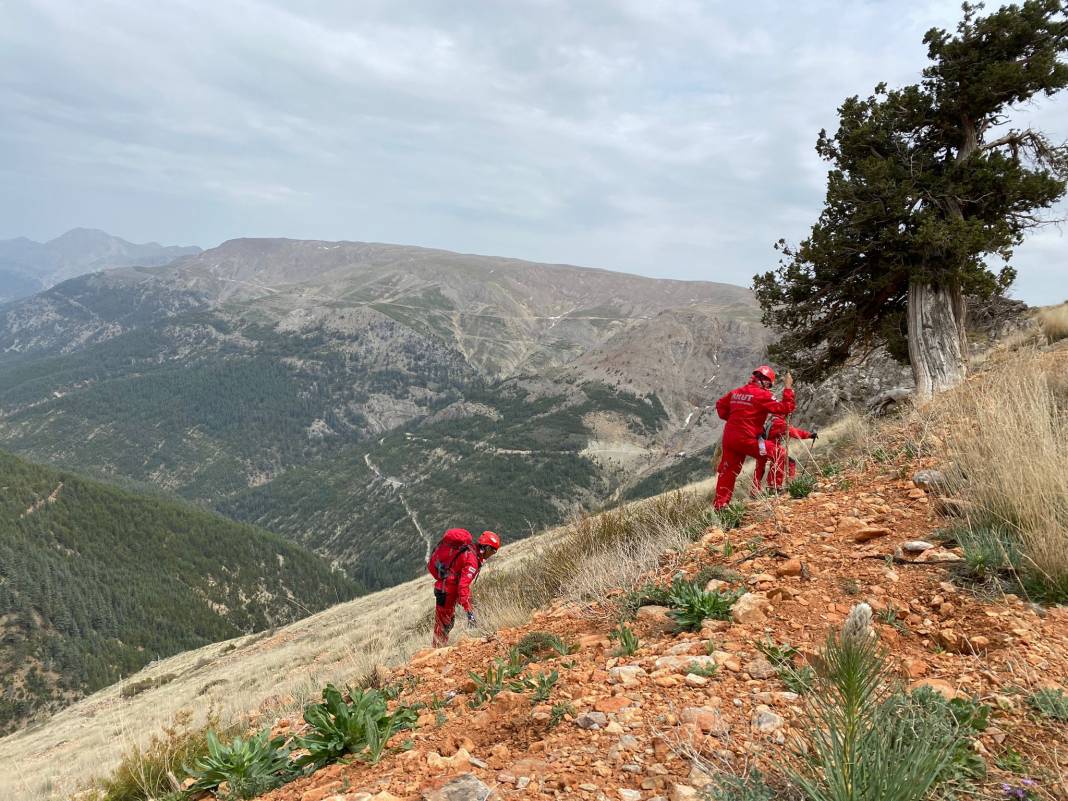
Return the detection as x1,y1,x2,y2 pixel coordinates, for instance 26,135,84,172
788,473,817,499
1028,688,1068,721
294,685,418,769
756,640,800,668
510,670,559,704
779,665,816,695
693,565,742,585
549,702,576,728
120,673,177,699
908,688,991,794
0,450,358,732
610,624,640,657
995,749,1029,774
186,729,293,799
821,463,844,477
468,649,527,708
706,770,777,801
789,604,971,801
754,1,1068,380
515,632,573,661
667,582,741,632
716,501,746,530
622,447,718,501
686,661,719,678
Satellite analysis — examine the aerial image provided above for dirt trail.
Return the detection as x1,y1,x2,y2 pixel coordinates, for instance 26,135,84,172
260,452,1068,801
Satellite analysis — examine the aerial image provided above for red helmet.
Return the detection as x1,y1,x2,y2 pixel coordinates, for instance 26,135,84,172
478,531,501,551
753,365,776,384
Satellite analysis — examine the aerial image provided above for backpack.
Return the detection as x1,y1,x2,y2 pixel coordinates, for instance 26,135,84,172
427,528,473,581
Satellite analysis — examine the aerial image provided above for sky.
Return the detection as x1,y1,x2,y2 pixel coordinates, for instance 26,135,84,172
0,0,1065,304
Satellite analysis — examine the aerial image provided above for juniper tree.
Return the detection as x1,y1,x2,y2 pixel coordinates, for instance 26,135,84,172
754,1,1068,397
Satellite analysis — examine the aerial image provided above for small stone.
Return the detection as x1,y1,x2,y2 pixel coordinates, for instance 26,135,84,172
516,778,530,791
744,657,777,680
596,696,634,714
684,673,708,687
610,666,647,688
853,526,891,543
903,658,928,678
606,721,625,734
902,541,934,553
655,654,718,673
637,606,673,629
751,705,784,733
777,558,803,577
731,593,772,624
575,711,609,730
669,784,697,801
422,786,493,801
680,706,730,735
619,790,642,801
705,579,730,593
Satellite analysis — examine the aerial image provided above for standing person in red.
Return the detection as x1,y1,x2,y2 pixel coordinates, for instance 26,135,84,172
713,366,795,509
752,415,817,494
427,528,501,647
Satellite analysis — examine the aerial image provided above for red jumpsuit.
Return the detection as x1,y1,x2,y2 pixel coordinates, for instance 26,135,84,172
753,417,813,493
713,381,795,509
432,539,483,647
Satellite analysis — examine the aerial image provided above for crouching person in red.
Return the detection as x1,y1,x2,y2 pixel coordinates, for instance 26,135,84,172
752,415,817,495
713,365,795,509
427,528,501,647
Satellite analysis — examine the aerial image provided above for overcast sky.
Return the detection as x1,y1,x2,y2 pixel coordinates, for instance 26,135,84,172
1,0,1065,303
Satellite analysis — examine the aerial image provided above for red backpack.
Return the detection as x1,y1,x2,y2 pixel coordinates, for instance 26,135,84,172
427,528,473,581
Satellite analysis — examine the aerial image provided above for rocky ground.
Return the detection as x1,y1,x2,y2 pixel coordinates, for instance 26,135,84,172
249,445,1068,801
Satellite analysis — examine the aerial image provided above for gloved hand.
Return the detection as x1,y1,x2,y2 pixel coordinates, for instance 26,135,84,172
810,431,818,441
467,611,477,626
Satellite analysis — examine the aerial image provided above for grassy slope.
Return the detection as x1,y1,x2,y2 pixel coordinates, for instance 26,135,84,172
0,449,361,733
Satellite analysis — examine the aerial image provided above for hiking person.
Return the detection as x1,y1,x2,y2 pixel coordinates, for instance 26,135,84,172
713,366,795,509
752,415,816,494
427,528,501,647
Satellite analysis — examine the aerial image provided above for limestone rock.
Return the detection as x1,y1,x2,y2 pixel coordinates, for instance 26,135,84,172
609,666,647,688
422,776,495,801
912,469,948,494
680,706,730,735
776,557,803,577
731,592,771,624
751,705,784,733
902,540,934,553
575,711,609,730
744,657,777,680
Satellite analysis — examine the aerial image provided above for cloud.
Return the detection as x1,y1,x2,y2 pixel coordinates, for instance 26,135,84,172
0,0,1064,303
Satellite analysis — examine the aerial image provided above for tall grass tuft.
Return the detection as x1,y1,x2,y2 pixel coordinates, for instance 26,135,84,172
933,353,1068,601
1036,303,1068,343
789,603,967,801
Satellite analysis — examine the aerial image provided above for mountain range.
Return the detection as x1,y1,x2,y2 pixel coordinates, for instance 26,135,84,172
0,227,201,303
0,236,768,592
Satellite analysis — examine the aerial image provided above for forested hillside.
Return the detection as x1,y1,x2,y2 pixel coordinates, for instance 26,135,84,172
0,450,360,733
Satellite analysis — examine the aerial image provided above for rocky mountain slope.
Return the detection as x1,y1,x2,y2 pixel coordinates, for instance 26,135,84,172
4,344,1066,799
0,228,200,302
0,238,767,589
0,448,359,733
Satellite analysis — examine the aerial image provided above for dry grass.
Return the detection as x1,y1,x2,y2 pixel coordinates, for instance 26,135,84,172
1036,302,1068,343
0,484,713,801
928,349,1068,599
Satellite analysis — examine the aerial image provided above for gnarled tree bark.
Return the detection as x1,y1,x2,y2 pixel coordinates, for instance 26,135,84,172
907,278,967,399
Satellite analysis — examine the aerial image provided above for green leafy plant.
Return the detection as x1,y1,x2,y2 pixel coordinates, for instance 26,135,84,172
706,770,777,801
528,671,560,703
746,535,764,553
839,578,861,596
294,684,418,769
788,474,818,499
779,665,816,695
789,603,971,801
667,582,741,632
756,640,799,667
1028,688,1068,721
469,650,527,708
721,538,737,557
716,501,746,531
995,748,1028,775
821,463,843,478
549,702,576,728
686,661,719,678
185,729,293,799
610,623,640,657
515,632,573,661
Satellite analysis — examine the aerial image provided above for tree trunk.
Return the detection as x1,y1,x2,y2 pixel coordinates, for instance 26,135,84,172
907,278,967,399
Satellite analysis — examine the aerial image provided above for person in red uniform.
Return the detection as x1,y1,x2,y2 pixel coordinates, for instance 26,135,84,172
752,415,817,494
713,366,795,509
428,529,500,647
